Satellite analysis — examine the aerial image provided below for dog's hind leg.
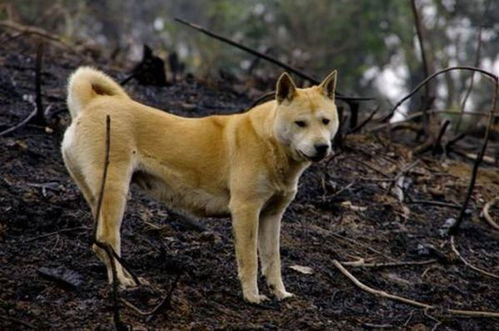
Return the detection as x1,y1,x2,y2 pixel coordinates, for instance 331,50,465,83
90,162,137,287
258,193,295,300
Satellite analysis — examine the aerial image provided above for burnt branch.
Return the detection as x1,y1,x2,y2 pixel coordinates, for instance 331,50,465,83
174,17,373,104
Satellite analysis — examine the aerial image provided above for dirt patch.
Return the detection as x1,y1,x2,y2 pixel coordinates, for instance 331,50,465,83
1,37,498,330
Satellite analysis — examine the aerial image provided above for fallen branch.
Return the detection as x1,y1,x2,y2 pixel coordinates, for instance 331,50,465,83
332,259,499,318
450,236,499,279
482,196,499,230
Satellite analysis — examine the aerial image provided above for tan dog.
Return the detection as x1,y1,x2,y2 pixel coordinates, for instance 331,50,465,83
61,67,339,303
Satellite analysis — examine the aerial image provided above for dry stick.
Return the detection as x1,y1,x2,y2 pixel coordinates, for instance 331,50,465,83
450,73,498,234
450,236,499,279
432,119,450,155
332,259,499,318
34,41,46,125
174,17,372,103
456,0,491,132
90,115,124,329
0,109,37,136
482,196,499,231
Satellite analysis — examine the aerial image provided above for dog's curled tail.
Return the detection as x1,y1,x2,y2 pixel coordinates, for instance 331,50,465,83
67,66,129,119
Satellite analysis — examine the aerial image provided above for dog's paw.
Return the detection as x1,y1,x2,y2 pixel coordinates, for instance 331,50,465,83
244,293,269,304
274,290,294,301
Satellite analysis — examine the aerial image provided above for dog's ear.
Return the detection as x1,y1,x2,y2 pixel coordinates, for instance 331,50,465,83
276,72,297,104
319,70,337,100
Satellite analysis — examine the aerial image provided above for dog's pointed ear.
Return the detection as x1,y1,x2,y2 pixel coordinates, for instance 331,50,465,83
276,72,297,104
319,70,337,100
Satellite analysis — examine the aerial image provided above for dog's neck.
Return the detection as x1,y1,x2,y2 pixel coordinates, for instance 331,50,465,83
249,104,310,189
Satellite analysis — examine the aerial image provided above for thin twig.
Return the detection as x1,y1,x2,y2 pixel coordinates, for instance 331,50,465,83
407,200,461,209
341,258,436,268
0,109,36,136
90,116,127,330
174,17,372,103
24,226,89,242
482,196,499,231
332,259,499,318
450,236,499,279
380,66,498,123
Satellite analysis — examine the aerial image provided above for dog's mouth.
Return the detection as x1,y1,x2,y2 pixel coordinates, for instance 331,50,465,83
297,150,326,162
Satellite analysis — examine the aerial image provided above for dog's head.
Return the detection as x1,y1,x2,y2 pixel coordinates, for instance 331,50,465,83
273,70,339,162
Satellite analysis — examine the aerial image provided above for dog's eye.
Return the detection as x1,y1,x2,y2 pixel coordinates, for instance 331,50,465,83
295,121,307,128
322,118,330,125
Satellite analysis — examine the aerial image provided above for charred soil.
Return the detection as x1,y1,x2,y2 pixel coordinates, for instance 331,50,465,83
1,38,498,330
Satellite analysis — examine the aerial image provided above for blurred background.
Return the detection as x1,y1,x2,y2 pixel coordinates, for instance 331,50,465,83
2,0,498,117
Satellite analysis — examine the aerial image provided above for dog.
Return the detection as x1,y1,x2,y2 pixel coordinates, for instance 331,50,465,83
61,67,339,303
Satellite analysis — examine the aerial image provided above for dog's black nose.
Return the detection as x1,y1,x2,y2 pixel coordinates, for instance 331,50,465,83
314,144,329,155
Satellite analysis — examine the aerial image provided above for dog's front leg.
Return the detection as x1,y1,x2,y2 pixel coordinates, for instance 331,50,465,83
258,193,295,300
230,198,267,304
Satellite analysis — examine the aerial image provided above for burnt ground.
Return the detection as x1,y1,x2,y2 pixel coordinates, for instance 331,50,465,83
1,37,498,331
